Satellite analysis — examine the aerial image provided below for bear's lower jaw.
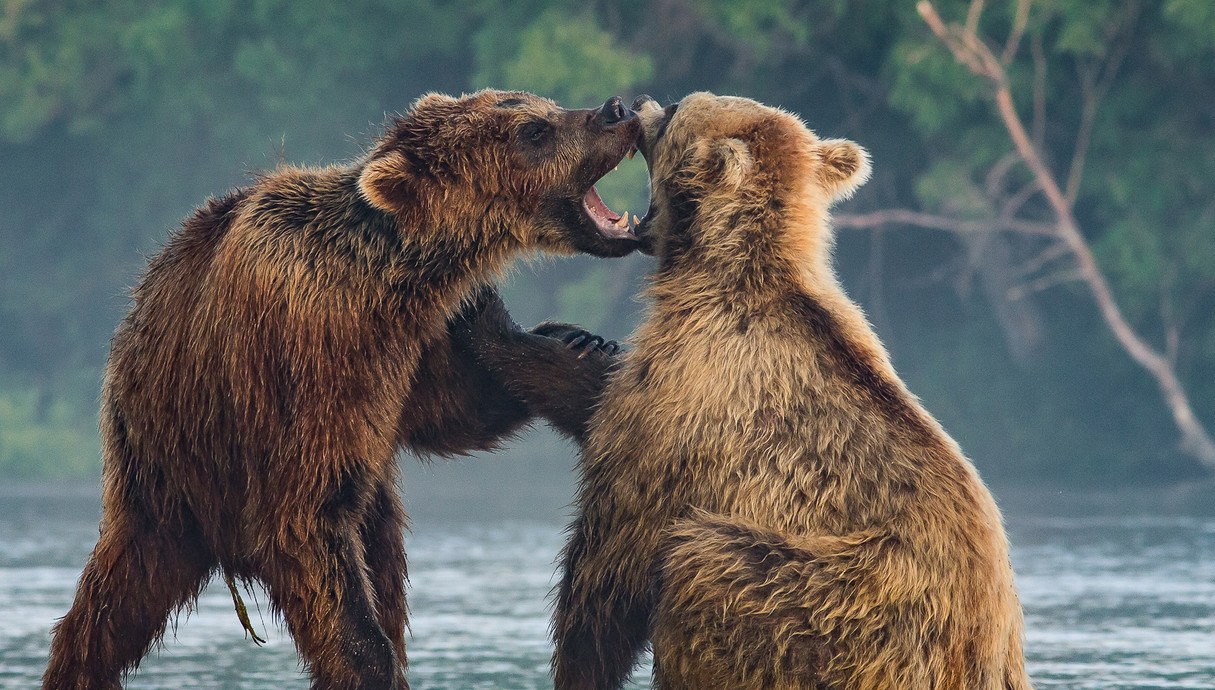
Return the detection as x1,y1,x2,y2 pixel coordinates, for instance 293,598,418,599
582,185,636,240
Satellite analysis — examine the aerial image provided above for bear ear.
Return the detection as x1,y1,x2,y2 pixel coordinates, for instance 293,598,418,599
359,93,468,217
690,137,752,191
410,92,461,116
359,150,414,217
818,138,871,202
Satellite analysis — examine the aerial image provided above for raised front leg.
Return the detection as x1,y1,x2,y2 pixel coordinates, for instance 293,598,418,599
451,285,619,444
405,286,533,455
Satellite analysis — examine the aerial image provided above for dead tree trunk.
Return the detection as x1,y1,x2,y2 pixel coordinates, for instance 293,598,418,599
835,0,1215,468
854,1,1215,469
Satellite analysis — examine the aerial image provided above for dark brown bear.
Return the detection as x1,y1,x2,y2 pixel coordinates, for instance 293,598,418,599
472,93,1030,690
43,89,642,690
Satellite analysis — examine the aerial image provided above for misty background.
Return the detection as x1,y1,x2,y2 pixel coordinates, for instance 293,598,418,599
2,0,1214,501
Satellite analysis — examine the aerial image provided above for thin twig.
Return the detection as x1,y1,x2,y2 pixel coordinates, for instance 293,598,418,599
1000,178,1043,219
1030,35,1047,151
1001,0,1032,64
1009,241,1071,280
834,209,1057,237
964,0,986,44
984,151,1021,199
1064,61,1099,207
1006,269,1083,301
1064,3,1138,206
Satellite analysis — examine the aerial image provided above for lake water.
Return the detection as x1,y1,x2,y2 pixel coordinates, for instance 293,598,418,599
1,478,1213,689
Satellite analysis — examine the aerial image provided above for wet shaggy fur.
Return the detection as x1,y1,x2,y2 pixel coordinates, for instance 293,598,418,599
43,89,641,690
484,93,1030,689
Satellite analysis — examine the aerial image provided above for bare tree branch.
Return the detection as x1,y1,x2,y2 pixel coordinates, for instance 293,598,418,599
984,151,1021,199
1009,241,1071,280
1001,0,1032,65
1030,35,1047,152
916,0,1215,468
1063,4,1138,206
834,209,1057,237
1000,178,1043,219
1006,269,1083,301
1064,62,1099,207
965,0,986,45
1006,269,1084,301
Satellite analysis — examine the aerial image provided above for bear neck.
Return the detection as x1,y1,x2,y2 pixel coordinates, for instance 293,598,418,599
395,207,520,286
649,197,904,390
367,179,524,311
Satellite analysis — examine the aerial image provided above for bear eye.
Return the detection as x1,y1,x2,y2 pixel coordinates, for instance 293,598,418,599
519,120,553,147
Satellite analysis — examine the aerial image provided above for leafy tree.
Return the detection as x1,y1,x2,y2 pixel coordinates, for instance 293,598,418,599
1,0,1212,483
874,0,1215,468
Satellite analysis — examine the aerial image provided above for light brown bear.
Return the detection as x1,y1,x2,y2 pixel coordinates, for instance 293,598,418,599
43,90,640,690
473,92,1030,689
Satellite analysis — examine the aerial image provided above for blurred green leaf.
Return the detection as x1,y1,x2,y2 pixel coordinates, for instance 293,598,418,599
473,8,652,107
0,0,1213,481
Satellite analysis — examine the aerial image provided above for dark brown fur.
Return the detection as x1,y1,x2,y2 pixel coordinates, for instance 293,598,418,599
44,90,640,690
476,93,1030,690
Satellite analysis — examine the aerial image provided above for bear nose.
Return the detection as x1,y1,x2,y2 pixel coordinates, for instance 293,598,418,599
594,96,632,126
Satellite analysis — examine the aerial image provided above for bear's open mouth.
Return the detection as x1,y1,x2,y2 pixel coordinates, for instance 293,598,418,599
581,144,641,240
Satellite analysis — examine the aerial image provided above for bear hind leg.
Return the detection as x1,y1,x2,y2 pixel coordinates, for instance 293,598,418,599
359,480,410,680
651,512,891,690
43,503,216,689
260,518,402,690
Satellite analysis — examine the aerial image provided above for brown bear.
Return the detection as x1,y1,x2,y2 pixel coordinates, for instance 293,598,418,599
43,89,642,690
469,93,1030,690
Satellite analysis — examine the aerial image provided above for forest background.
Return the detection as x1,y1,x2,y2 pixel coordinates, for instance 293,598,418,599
2,0,1213,487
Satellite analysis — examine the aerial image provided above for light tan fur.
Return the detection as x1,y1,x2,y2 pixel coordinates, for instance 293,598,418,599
549,93,1030,690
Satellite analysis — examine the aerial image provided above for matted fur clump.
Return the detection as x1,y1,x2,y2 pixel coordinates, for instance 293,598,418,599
524,93,1030,689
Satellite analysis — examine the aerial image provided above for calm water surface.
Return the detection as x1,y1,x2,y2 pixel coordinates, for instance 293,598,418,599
1,482,1213,689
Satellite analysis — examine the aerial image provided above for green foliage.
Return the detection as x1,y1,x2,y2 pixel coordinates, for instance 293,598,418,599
1,0,1213,483
887,39,987,135
594,154,649,220
914,160,992,218
694,0,810,60
474,7,652,107
0,386,99,479
554,264,614,333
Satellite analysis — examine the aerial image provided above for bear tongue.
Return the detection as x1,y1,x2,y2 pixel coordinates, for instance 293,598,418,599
583,185,621,223
582,186,634,239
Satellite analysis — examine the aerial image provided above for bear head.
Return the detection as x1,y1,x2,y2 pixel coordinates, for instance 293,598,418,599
630,92,870,265
360,89,643,258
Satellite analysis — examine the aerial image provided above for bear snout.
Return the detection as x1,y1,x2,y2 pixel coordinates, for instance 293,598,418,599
594,96,634,128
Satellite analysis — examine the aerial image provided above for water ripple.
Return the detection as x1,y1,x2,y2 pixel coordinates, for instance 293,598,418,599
1,492,1213,688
